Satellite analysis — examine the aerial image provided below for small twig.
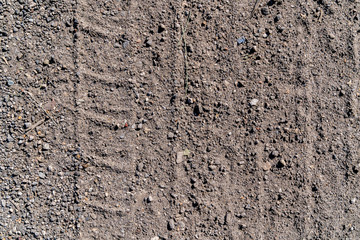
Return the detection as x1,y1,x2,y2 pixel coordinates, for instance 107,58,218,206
1,56,8,65
249,0,261,19
9,199,18,210
25,118,47,133
179,13,190,45
21,89,59,125
181,12,191,93
318,9,324,22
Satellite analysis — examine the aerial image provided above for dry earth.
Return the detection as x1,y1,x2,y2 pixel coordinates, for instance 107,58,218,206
1,0,360,239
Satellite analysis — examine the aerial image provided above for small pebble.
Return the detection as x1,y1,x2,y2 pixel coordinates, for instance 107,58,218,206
178,221,185,230
137,162,144,171
250,99,259,106
176,151,184,164
159,182,166,188
7,136,14,142
24,122,31,129
167,132,174,139
277,159,286,168
42,143,50,150
261,7,270,15
270,150,279,158
237,37,246,45
225,212,233,225
7,80,14,86
186,97,194,104
158,24,166,33
38,172,46,179
145,39,153,47
122,40,130,49
47,165,54,172
193,104,202,116
262,162,272,171
209,165,217,171
168,219,175,230
275,14,282,22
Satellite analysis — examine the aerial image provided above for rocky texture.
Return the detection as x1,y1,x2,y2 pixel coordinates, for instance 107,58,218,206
1,0,360,239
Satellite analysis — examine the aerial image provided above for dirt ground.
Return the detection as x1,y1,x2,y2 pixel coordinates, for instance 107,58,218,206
1,0,360,239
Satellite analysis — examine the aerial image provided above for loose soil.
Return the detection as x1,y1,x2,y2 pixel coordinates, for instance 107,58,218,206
1,0,360,239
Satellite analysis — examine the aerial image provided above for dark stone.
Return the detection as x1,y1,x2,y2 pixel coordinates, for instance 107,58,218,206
158,24,166,33
193,104,202,116
261,7,270,15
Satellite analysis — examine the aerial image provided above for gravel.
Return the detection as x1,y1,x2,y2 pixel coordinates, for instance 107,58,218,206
0,1,77,235
270,150,279,158
0,0,358,239
250,99,259,106
168,219,175,230
136,123,143,130
42,143,50,150
38,172,46,179
167,132,174,139
147,195,153,203
176,151,184,164
261,7,270,15
6,135,14,142
145,39,153,47
278,159,286,168
122,40,130,49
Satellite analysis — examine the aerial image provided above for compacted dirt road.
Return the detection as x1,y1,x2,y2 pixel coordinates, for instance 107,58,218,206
1,0,360,239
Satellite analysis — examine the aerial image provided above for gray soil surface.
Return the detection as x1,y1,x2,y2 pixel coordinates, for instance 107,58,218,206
1,0,360,239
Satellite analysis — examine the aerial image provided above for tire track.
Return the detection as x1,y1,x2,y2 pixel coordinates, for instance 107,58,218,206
299,1,359,238
230,1,313,238
340,22,360,239
350,31,360,118
294,6,317,237
70,0,360,239
172,1,250,238
74,0,180,238
73,0,136,238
